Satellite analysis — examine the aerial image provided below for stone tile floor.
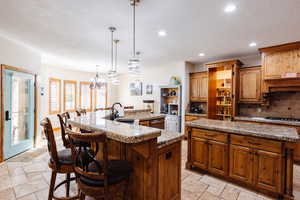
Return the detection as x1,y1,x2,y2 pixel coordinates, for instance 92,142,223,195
0,140,300,200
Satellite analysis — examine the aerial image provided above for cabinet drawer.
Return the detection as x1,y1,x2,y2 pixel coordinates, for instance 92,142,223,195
139,121,150,126
231,135,282,153
192,128,228,143
185,115,201,121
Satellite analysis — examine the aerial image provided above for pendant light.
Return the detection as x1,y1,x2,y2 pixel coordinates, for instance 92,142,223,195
107,27,117,79
90,65,106,89
128,0,141,75
111,39,120,85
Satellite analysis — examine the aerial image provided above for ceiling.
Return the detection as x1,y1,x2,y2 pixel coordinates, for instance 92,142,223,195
0,0,299,72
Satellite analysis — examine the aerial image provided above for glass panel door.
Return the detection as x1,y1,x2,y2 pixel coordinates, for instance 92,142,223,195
3,70,35,159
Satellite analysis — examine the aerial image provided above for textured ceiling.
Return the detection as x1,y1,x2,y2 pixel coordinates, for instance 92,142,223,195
0,0,299,72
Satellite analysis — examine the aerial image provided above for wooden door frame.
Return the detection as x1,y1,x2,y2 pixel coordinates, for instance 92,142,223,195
0,64,37,162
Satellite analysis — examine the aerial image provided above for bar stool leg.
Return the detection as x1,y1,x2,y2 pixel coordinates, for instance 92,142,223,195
48,171,57,200
65,173,71,197
79,191,85,200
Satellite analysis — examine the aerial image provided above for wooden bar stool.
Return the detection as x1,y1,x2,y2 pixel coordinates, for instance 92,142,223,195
40,118,78,200
66,129,132,200
58,112,91,149
57,112,72,148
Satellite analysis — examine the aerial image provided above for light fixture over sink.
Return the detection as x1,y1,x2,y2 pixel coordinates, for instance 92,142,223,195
128,0,142,76
107,27,118,80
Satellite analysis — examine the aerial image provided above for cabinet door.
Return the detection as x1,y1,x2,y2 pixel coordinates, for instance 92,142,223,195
199,75,208,100
229,145,253,184
263,53,284,79
208,141,228,176
190,77,199,101
191,137,208,169
158,143,181,200
254,150,282,193
239,67,261,102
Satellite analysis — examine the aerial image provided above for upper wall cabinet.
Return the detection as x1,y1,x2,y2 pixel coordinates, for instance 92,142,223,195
190,72,208,102
239,66,262,103
259,42,300,80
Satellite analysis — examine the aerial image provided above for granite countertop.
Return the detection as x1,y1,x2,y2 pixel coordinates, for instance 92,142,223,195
68,112,161,144
118,113,165,121
235,116,300,127
185,112,207,117
186,119,299,142
157,131,184,148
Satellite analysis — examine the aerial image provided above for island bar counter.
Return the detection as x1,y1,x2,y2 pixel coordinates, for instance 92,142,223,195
69,113,183,200
186,119,299,200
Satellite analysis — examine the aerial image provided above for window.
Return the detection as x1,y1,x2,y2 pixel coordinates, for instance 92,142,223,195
64,80,77,112
49,78,61,114
79,82,92,111
94,84,107,110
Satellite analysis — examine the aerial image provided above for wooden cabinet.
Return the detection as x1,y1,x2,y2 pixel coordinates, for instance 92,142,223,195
229,145,253,184
259,42,300,80
190,129,228,174
255,150,282,193
139,120,150,126
206,59,242,120
191,137,208,169
208,141,228,176
140,118,165,129
187,127,290,199
239,66,262,103
262,48,300,80
158,142,181,200
229,145,282,192
150,118,165,129
190,72,208,102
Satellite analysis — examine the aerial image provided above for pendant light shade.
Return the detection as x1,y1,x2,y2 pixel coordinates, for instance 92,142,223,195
107,27,117,80
90,65,106,89
111,39,120,85
128,0,142,75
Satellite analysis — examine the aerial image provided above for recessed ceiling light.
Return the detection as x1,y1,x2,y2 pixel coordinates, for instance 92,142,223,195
158,30,167,37
224,4,237,13
249,42,257,47
199,53,205,57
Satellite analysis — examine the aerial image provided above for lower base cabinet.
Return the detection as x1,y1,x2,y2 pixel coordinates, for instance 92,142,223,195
191,137,228,175
208,141,228,176
230,145,282,193
187,128,292,199
158,142,181,200
229,145,253,184
140,118,165,129
255,150,282,193
191,137,208,169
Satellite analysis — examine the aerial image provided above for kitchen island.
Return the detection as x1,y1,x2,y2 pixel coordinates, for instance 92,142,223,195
69,112,183,200
186,119,299,200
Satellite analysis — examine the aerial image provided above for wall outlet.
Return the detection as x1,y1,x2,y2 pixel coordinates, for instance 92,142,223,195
257,108,262,113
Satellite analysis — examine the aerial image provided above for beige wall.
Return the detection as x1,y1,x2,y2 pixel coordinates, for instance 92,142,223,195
40,64,118,129
115,61,194,133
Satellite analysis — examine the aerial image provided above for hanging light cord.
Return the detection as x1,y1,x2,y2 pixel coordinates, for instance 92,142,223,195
111,29,114,70
133,0,136,57
114,40,118,71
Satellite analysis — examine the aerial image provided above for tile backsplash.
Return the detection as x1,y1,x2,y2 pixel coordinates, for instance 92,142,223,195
238,92,300,119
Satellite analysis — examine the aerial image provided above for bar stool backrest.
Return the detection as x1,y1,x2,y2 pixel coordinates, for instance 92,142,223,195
57,112,72,148
66,129,109,187
40,118,59,167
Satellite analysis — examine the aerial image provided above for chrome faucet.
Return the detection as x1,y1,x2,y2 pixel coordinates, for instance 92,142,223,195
111,102,123,120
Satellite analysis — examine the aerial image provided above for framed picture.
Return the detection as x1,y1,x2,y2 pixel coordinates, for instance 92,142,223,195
129,81,142,96
145,84,153,95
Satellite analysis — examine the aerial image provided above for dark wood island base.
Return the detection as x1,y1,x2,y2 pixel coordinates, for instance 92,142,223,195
185,119,299,200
